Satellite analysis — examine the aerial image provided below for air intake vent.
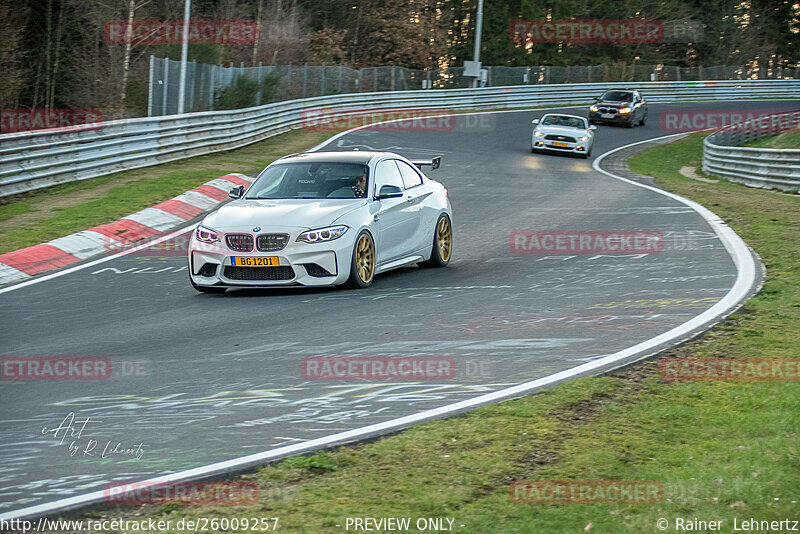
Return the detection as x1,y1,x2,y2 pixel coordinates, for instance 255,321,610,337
257,233,290,252
544,135,576,142
304,263,333,277
226,233,253,252
223,266,295,281
198,263,218,277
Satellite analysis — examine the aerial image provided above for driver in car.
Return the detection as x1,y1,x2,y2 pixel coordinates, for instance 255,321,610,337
353,172,367,198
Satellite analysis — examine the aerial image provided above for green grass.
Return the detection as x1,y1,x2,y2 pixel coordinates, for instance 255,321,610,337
61,131,800,533
744,128,800,149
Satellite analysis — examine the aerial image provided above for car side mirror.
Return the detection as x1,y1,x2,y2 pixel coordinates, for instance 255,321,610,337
589,125,597,130
531,118,540,124
376,185,403,199
229,185,244,199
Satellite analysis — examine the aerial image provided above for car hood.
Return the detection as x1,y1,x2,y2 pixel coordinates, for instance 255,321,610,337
202,199,367,231
536,125,589,136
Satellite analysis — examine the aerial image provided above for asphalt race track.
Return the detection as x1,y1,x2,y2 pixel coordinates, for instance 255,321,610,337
0,99,796,516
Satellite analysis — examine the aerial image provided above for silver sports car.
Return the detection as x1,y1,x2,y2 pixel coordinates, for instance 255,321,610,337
188,151,453,293
531,113,597,158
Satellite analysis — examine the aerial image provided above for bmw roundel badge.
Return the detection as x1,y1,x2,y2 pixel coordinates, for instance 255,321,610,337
253,227,261,232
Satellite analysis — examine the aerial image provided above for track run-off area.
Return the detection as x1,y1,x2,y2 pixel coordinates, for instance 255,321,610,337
1,99,796,518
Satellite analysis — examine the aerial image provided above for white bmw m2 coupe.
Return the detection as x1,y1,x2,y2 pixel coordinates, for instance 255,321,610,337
188,151,452,293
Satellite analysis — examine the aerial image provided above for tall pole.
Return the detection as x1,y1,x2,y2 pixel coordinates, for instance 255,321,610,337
472,0,484,88
177,0,191,114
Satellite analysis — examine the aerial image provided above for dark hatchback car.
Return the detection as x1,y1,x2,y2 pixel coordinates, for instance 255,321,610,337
588,90,648,127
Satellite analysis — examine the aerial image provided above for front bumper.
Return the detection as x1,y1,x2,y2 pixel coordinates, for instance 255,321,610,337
189,229,353,287
532,138,591,155
589,110,634,125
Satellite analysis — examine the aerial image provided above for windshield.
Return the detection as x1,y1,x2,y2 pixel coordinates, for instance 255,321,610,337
245,162,369,200
541,115,587,129
600,91,633,102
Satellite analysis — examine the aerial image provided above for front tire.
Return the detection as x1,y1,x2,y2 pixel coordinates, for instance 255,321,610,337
420,214,452,268
345,231,376,288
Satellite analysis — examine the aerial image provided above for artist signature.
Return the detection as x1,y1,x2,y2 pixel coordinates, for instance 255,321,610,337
41,412,145,460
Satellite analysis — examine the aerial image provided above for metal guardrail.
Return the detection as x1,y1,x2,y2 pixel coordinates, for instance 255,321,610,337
703,111,800,192
2,79,799,197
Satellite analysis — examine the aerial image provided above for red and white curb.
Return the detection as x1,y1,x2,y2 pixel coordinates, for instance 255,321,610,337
0,173,253,285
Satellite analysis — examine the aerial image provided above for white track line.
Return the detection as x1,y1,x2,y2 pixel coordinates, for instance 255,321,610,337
0,117,761,521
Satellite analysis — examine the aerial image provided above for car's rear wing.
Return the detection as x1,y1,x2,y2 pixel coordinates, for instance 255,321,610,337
411,156,441,171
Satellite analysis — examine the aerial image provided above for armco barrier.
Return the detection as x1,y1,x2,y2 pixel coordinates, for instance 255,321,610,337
702,110,800,192
1,79,799,197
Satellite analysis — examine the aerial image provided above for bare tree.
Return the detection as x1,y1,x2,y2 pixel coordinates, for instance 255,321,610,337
0,1,28,108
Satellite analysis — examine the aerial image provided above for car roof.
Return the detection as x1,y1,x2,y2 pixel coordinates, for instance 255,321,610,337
275,151,385,165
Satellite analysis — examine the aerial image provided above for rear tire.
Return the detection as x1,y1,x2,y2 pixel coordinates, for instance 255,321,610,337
640,112,647,126
420,214,453,268
345,231,376,288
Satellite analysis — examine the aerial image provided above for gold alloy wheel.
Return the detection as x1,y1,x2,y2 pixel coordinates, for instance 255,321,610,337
436,216,452,262
355,234,375,283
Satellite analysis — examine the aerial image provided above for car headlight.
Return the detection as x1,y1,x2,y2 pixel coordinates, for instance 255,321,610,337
534,131,543,137
589,105,599,112
579,136,589,142
195,225,220,243
296,225,348,243
618,106,632,114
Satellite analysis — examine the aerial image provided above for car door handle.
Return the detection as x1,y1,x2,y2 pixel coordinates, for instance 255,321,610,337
374,214,380,221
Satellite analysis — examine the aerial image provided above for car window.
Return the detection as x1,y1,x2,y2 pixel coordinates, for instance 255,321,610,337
396,160,423,189
568,117,586,128
601,90,633,101
542,115,586,128
375,160,405,193
245,162,369,199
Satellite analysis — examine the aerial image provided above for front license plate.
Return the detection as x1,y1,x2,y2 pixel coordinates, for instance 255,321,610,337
601,113,615,119
231,256,279,267
552,142,569,147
